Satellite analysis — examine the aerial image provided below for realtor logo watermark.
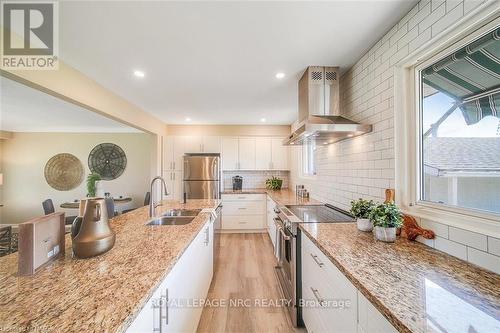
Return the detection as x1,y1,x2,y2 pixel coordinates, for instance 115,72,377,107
1,1,58,70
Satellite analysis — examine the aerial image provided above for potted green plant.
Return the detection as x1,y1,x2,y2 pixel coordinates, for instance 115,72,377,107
350,198,375,232
86,172,102,197
265,176,283,191
369,202,403,242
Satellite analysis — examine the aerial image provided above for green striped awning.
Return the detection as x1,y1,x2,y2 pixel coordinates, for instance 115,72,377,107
422,27,500,125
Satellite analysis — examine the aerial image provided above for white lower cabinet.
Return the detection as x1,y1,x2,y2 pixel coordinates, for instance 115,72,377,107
301,234,396,333
221,194,265,231
127,219,214,333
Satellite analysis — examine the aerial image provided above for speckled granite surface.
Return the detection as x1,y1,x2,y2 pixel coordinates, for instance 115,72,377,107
0,199,220,333
299,223,500,333
222,188,322,206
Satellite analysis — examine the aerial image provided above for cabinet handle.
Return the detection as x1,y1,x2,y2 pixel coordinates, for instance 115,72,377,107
173,162,176,170
310,253,324,267
279,227,291,241
164,288,169,325
153,297,162,332
205,227,209,245
311,287,326,307
173,173,175,181
238,207,247,210
238,221,247,224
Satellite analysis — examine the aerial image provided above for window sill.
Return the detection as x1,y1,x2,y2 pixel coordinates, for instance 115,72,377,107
401,202,500,239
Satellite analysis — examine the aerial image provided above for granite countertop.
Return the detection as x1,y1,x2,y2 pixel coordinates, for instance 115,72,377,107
0,199,220,333
222,188,322,206
299,223,500,333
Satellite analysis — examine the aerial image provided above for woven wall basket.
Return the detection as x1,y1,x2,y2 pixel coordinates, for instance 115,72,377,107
44,153,84,191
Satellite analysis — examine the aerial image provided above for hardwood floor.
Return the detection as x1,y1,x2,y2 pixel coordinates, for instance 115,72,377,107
197,233,303,333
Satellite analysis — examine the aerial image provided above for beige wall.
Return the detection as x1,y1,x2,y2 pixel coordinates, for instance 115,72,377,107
1,132,153,224
166,125,290,137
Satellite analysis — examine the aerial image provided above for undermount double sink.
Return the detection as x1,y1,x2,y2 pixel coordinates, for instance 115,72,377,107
146,209,202,226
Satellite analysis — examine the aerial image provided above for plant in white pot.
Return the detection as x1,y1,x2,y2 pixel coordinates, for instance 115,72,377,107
369,202,403,242
350,198,375,232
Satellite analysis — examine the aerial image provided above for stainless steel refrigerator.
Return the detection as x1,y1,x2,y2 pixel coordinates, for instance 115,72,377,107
183,153,221,199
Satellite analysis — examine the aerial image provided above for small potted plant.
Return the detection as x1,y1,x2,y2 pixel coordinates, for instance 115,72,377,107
86,172,102,197
350,198,375,232
369,202,403,242
265,176,283,191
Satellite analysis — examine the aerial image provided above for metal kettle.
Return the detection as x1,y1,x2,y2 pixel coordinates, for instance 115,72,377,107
72,198,116,259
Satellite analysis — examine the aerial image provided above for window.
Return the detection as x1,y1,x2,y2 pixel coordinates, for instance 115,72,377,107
418,26,500,215
302,139,316,176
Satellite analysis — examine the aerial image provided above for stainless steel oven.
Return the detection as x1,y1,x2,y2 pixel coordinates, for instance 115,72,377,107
274,211,299,326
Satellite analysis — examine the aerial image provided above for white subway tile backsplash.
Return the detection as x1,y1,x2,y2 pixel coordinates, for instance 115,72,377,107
434,237,467,260
431,3,463,36
419,3,446,31
420,219,449,238
467,248,500,274
223,171,289,190
449,227,487,251
409,3,431,29
416,235,435,248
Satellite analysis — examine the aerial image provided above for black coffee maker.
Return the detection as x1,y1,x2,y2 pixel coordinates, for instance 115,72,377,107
232,176,243,191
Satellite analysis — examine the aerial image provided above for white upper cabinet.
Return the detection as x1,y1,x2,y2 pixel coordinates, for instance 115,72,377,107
271,138,288,170
164,136,174,170
183,136,203,154
238,137,256,170
166,135,288,171
164,136,185,171
255,137,272,170
202,136,221,153
172,136,221,155
222,137,239,170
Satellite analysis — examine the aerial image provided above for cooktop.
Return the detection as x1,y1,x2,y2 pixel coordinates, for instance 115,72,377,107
285,204,354,223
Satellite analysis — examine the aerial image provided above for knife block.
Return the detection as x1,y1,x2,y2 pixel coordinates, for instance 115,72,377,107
18,212,65,276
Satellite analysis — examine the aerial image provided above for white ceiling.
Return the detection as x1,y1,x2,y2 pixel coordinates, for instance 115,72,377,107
57,1,416,125
0,77,140,133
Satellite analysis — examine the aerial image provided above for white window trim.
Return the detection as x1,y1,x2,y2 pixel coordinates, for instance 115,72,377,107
394,1,500,238
298,143,317,180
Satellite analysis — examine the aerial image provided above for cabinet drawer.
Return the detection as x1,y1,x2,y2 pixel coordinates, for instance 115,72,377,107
222,215,264,229
301,234,358,333
221,194,266,201
222,201,265,215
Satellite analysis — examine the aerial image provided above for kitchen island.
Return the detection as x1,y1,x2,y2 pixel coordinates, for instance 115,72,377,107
0,199,220,333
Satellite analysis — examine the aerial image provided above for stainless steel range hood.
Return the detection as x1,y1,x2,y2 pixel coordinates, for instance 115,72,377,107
283,66,372,146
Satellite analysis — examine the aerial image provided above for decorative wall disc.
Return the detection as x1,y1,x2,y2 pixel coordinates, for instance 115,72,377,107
44,153,84,191
88,143,127,180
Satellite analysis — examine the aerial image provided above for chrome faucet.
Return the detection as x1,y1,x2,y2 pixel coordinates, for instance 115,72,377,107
149,176,169,218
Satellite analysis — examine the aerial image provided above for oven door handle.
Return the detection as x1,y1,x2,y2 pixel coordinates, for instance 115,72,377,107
278,227,291,241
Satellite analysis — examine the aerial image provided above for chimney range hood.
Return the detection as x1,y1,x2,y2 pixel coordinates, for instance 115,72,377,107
283,66,372,146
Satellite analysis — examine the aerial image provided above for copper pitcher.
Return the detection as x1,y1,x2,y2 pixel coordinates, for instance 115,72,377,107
72,198,116,258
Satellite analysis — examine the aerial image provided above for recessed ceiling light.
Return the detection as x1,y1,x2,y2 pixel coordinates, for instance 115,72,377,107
185,117,191,122
133,70,145,78
275,72,285,79
260,118,266,122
